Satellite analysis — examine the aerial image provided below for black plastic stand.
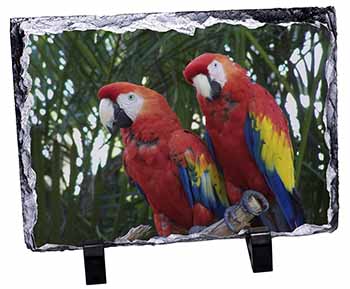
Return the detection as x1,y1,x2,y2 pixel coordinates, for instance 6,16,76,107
245,226,273,273
83,241,107,285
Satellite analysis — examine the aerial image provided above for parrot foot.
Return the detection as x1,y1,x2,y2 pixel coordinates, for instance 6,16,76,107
224,190,270,233
188,225,207,234
241,190,269,216
224,205,241,232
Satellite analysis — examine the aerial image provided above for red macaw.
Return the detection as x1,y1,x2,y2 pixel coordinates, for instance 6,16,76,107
98,82,231,236
183,53,304,232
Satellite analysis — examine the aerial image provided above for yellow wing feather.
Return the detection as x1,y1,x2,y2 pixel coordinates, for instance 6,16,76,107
184,150,229,206
252,112,295,192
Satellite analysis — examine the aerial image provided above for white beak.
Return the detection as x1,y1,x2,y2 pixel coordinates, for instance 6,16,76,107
192,74,212,100
99,98,115,131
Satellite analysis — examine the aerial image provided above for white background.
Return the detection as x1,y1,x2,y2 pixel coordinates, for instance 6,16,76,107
1,0,349,288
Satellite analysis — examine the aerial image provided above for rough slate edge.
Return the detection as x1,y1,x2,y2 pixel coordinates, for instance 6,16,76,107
9,6,338,252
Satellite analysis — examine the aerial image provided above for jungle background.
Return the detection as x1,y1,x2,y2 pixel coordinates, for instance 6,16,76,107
27,23,331,247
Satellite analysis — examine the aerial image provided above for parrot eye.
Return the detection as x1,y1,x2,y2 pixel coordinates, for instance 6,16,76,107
116,92,144,122
211,60,220,69
128,94,136,101
207,60,227,89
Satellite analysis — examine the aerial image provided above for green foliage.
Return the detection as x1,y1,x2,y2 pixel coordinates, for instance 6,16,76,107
27,23,331,247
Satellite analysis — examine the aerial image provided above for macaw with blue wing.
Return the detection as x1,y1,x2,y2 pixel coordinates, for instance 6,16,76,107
98,82,232,236
183,53,304,232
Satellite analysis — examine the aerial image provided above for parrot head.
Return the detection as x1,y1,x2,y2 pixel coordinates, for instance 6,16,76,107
98,82,174,134
183,53,248,102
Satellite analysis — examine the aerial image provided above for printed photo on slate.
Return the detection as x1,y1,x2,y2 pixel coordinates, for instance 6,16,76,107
10,7,337,251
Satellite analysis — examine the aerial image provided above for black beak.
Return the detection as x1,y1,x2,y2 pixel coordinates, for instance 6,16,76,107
207,75,222,101
108,102,133,134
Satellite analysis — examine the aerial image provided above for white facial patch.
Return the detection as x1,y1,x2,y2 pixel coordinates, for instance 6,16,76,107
193,74,211,99
99,98,115,129
207,60,227,87
117,93,144,121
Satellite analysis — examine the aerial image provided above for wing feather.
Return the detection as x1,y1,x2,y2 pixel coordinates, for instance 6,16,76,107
169,130,229,218
245,86,304,229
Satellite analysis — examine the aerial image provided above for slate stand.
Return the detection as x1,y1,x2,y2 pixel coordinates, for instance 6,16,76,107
245,226,273,273
83,241,107,285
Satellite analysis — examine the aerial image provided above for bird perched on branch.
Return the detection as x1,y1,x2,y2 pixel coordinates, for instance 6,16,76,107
183,53,304,232
98,82,232,236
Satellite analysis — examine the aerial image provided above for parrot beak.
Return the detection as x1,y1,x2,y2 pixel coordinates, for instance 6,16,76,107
183,53,222,101
99,98,133,134
112,102,133,129
192,74,222,101
207,76,222,101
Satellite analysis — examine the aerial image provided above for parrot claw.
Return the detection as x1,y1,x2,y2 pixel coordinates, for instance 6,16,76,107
241,190,269,216
188,225,207,234
224,191,270,233
224,205,241,232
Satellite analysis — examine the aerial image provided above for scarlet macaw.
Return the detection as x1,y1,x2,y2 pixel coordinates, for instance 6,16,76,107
183,53,304,232
98,82,231,236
